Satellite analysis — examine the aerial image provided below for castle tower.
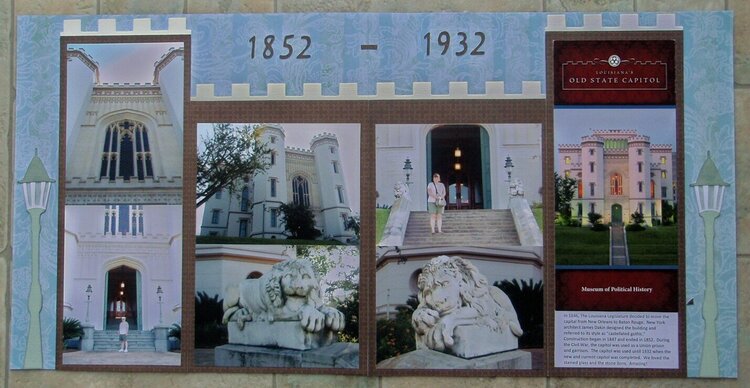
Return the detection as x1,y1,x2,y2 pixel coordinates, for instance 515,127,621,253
628,134,652,218
310,132,354,241
251,124,288,238
580,134,604,215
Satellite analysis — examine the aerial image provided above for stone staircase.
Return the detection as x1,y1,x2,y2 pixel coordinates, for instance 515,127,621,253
402,209,521,247
93,330,156,352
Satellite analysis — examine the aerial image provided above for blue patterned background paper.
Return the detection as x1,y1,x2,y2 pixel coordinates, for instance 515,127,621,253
187,13,547,96
679,11,737,378
11,12,736,376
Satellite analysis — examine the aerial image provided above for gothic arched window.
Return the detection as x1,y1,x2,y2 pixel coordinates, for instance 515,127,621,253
100,120,153,181
292,176,310,207
610,173,623,195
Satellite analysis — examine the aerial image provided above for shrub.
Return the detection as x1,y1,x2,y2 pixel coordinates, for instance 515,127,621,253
62,317,84,342
494,279,544,349
626,211,646,232
587,212,608,231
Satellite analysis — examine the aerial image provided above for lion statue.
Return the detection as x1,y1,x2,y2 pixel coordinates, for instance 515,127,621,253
222,259,345,334
393,181,410,200
412,255,523,355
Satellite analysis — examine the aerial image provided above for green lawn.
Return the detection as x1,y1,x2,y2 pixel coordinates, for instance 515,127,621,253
375,208,391,244
555,225,609,265
532,206,543,234
626,225,678,265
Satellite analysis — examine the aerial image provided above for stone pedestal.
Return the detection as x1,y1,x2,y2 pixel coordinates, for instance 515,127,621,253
377,348,532,370
81,323,94,351
215,342,358,368
449,325,518,358
227,321,336,350
153,325,170,352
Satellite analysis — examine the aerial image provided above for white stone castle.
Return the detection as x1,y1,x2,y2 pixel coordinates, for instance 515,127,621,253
199,124,355,243
558,129,675,225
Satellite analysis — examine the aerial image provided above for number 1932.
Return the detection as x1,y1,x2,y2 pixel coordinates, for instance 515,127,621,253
423,31,486,56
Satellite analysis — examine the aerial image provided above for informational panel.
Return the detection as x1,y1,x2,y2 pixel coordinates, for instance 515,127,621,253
10,12,735,378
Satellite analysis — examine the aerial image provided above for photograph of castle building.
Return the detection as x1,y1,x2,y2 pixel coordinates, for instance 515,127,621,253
557,129,676,225
197,123,360,244
62,42,184,364
554,108,678,267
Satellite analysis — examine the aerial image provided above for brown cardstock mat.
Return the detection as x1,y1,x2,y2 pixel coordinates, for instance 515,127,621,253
544,30,686,378
55,30,685,378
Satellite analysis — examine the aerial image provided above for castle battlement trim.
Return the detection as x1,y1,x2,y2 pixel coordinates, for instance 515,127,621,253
546,13,682,31
192,81,545,101
61,17,190,36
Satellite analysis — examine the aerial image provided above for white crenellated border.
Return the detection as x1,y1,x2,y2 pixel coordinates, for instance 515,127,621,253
192,81,544,101
546,13,682,31
61,17,190,36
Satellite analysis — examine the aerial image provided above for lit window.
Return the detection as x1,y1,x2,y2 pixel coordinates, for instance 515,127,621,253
661,156,667,164
564,156,571,165
610,174,622,195
565,170,571,178
661,170,667,179
211,209,220,224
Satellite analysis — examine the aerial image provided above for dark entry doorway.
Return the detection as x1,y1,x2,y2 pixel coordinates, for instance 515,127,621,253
426,125,491,209
105,265,140,330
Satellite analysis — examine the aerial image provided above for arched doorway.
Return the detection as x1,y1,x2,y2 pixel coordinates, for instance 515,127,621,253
104,265,141,330
426,125,491,209
611,204,623,225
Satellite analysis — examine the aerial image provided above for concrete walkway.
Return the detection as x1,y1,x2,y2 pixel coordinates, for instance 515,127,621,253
609,224,629,266
62,350,181,366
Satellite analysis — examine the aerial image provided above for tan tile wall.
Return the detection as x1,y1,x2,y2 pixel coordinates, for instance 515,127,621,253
1,1,746,387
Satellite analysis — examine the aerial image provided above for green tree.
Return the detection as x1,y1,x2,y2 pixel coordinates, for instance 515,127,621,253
196,123,271,207
336,289,359,343
661,200,675,225
279,202,322,240
494,279,543,349
376,295,419,362
554,172,577,217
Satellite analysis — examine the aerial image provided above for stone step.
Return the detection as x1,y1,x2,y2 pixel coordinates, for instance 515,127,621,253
92,330,156,352
402,209,521,247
